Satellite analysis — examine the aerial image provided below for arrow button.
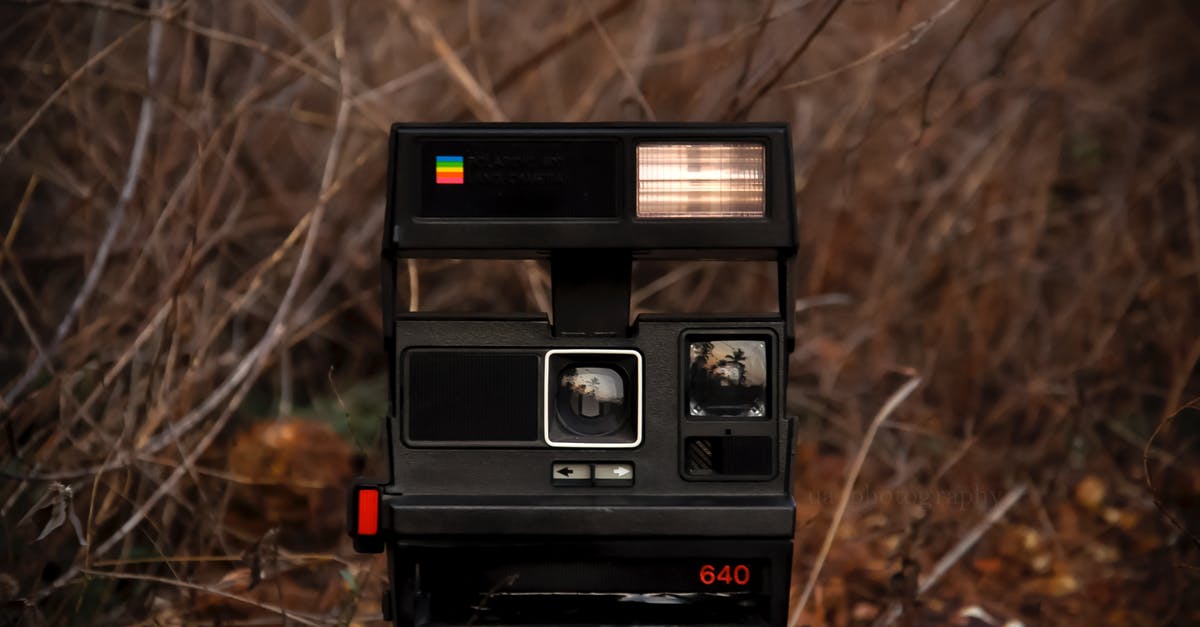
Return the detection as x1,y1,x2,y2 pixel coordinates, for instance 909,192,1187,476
593,463,634,486
551,463,591,486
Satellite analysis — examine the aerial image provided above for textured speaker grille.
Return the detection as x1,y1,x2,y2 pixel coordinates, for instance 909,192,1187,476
407,350,539,443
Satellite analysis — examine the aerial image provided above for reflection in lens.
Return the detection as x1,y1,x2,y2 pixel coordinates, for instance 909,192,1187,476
687,340,767,418
557,366,628,435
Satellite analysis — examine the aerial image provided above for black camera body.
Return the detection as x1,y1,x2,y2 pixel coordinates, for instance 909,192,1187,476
350,124,799,626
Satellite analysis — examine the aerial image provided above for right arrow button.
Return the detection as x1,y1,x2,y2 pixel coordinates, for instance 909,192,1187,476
593,463,634,487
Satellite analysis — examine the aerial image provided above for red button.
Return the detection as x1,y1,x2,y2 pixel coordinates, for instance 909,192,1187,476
356,488,379,536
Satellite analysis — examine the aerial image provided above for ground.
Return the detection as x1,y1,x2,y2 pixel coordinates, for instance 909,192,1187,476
0,1,1198,625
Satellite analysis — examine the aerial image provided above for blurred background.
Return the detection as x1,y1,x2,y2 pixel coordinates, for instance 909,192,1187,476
1,0,1198,625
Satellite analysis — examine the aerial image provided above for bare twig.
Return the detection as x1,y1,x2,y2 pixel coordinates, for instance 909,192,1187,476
466,0,493,92
988,0,1059,76
1144,395,1200,551
778,0,966,90
78,568,325,626
872,483,1029,627
631,262,705,308
724,0,847,120
0,174,37,274
138,6,355,458
732,0,777,92
0,276,52,380
2,8,162,411
486,0,633,98
582,0,656,120
407,258,420,312
790,375,922,627
0,20,144,165
639,0,815,68
918,0,989,134
398,0,507,122
794,293,853,312
43,368,251,599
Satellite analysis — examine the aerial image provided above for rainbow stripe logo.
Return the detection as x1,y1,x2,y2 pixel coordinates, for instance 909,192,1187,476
435,155,464,184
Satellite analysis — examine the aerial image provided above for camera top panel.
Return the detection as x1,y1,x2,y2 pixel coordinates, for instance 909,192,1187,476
387,123,797,259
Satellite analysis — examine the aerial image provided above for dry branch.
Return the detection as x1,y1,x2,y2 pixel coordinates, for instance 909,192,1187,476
871,483,1030,627
790,375,923,627
397,0,507,122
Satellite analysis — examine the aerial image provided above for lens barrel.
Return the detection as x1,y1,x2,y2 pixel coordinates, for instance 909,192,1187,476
544,350,642,448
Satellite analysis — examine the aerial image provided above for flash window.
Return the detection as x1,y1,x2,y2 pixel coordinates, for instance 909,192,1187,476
636,143,766,219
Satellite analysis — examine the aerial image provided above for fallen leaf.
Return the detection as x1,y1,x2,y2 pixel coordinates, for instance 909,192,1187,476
1101,507,1139,531
1085,543,1120,564
1019,527,1041,552
957,605,998,625
1074,475,1106,510
194,562,346,619
1025,573,1079,597
971,557,1004,575
852,601,879,621
224,419,353,549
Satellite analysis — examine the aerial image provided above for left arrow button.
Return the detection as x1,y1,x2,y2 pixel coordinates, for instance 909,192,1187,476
551,463,591,486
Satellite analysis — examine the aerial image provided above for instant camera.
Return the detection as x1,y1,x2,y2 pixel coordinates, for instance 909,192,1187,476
348,123,799,626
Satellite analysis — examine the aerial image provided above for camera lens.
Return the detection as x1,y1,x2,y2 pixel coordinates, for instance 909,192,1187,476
687,339,767,418
555,366,628,436
544,349,641,448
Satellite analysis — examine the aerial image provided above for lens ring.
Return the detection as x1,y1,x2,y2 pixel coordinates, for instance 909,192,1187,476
555,365,629,436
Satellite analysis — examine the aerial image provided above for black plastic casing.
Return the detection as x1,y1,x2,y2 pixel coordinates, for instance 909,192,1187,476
386,123,797,257
354,123,800,627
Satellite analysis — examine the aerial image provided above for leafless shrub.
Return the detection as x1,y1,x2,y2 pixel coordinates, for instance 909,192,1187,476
0,0,1196,624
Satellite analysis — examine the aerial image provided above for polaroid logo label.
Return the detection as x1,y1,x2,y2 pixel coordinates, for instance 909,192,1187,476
435,155,464,184
472,153,566,186
417,139,620,219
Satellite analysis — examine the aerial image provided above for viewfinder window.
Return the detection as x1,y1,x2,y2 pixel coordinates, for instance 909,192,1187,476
637,143,766,218
686,339,767,418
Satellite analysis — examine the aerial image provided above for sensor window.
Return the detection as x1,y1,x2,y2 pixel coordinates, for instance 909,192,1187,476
636,143,766,218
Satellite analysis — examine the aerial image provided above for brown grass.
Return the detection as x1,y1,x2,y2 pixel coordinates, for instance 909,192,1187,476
1,0,1198,625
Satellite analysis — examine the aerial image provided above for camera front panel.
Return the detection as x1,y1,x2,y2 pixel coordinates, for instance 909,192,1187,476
390,315,789,498
401,347,643,448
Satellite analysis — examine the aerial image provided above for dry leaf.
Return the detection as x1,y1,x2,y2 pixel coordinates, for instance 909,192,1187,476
852,601,879,621
1029,552,1052,574
224,419,353,549
1025,573,1080,597
1099,506,1139,531
21,482,87,546
1074,475,1106,510
194,562,347,619
971,556,1004,575
1085,544,1120,564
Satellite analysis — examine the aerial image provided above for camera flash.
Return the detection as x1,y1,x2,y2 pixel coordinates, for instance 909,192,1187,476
636,143,766,218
